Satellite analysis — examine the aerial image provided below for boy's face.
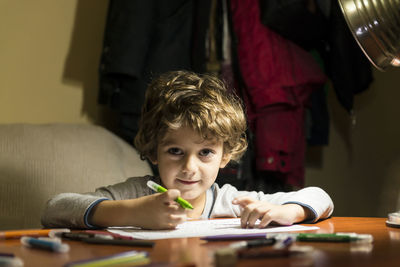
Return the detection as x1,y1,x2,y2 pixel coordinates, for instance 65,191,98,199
151,126,231,202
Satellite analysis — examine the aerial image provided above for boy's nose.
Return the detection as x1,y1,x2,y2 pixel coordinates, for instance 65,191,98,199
182,155,197,173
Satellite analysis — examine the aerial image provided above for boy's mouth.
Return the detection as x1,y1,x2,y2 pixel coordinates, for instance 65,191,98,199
177,179,199,185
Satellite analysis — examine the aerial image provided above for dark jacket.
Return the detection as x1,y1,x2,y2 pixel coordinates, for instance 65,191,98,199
98,0,194,136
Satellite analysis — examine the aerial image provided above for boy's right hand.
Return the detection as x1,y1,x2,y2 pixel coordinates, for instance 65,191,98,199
90,189,188,229
133,189,188,229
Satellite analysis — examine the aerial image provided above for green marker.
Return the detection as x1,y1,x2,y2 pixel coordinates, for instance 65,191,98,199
296,233,373,243
146,180,194,210
65,250,149,267
267,233,373,243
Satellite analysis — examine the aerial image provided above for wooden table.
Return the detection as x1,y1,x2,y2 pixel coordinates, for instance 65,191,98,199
1,217,399,266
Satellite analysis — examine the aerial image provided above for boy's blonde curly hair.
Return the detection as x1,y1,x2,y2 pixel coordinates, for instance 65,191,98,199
134,70,247,163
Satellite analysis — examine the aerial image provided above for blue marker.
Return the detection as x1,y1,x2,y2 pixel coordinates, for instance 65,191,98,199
21,236,70,253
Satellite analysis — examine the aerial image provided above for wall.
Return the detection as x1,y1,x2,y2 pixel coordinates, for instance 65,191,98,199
305,67,400,217
0,0,110,125
2,0,400,217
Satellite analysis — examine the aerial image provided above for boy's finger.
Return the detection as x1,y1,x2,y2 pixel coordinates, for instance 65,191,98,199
158,214,186,229
232,196,255,206
247,212,261,228
258,213,273,228
169,214,187,224
240,205,254,228
240,211,249,228
160,190,188,210
161,189,181,201
246,204,265,228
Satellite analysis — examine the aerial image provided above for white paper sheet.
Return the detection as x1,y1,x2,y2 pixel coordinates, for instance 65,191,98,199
107,218,319,240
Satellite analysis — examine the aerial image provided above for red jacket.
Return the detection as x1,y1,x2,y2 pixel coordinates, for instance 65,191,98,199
231,0,327,187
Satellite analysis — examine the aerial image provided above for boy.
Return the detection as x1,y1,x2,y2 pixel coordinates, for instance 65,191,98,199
41,70,333,229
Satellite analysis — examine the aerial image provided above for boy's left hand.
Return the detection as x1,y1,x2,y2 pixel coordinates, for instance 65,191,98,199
232,196,309,228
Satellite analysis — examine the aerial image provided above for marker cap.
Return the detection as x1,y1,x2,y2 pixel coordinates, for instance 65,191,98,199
387,212,400,228
21,236,70,253
0,255,23,267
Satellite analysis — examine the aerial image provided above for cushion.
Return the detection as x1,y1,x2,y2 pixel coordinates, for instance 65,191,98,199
0,123,152,230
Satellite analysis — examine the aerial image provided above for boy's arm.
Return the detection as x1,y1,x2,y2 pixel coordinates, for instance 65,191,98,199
209,184,332,228
41,185,187,229
41,179,137,228
41,176,187,229
231,186,333,228
263,186,334,222
41,179,138,228
209,184,333,224
41,192,109,228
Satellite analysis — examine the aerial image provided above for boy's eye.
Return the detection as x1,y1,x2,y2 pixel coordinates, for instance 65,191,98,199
199,149,214,157
167,147,183,155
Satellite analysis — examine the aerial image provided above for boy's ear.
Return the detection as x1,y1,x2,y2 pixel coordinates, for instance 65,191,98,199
219,153,232,168
148,156,158,165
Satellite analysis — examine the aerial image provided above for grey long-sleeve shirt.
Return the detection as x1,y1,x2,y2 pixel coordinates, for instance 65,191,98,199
41,175,334,228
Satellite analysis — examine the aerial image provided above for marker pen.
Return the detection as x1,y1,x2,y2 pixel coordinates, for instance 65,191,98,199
229,238,276,249
267,233,374,243
21,236,70,253
237,245,314,259
0,228,70,239
296,233,373,243
65,250,149,267
0,253,23,267
147,180,194,209
82,237,154,247
273,235,295,249
52,232,113,241
84,230,134,240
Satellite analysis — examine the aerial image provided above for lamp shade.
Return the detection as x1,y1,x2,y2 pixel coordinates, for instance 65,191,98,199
338,0,400,70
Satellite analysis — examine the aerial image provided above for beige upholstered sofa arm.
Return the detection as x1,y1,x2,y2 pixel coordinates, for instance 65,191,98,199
0,124,152,230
